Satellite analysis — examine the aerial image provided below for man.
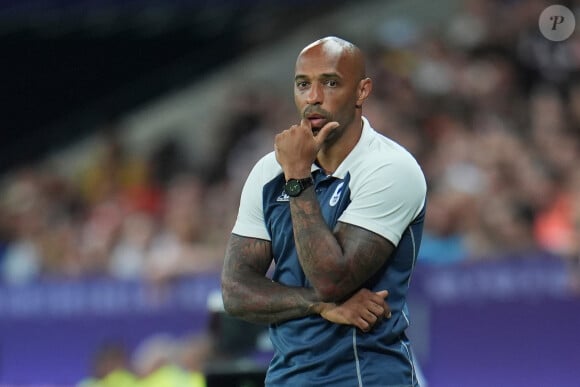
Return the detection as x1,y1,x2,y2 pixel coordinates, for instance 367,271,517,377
221,36,427,386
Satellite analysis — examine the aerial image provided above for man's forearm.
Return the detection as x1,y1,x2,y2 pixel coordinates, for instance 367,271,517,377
221,234,321,324
222,269,388,333
222,272,321,324
289,186,352,301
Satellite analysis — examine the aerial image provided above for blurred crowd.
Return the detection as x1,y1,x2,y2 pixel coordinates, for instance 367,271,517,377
78,332,212,387
366,0,580,272
361,0,580,268
1,0,580,289
0,122,230,285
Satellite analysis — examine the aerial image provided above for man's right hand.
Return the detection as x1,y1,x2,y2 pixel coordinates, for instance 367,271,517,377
316,289,391,332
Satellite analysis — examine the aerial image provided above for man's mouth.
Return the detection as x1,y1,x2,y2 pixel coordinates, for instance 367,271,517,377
307,114,327,128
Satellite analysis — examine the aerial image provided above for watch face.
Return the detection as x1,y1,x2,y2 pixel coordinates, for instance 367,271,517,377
285,180,302,197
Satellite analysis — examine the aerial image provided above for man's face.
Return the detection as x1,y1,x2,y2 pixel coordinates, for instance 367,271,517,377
294,42,360,141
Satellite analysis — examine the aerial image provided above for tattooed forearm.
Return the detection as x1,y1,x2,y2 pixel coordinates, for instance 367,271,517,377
290,187,394,302
221,234,319,324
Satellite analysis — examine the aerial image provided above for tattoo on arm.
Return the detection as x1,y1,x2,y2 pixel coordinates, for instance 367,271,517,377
221,234,319,324
290,187,394,302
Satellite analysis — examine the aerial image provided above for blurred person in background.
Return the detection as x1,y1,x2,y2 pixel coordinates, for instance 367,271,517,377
75,120,152,277
78,342,137,387
77,119,149,206
566,167,580,292
175,333,213,385
1,168,47,283
528,84,580,258
417,185,471,264
1,167,86,283
131,333,206,387
222,36,426,386
108,206,158,280
107,134,197,280
0,202,8,267
143,174,223,285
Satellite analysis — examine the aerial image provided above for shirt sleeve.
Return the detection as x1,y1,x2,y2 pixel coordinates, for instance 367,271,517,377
338,157,426,247
231,154,273,241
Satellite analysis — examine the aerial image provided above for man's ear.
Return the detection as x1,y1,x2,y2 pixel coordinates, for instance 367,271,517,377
356,78,373,107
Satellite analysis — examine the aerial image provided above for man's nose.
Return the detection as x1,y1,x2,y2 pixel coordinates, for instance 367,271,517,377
306,83,322,105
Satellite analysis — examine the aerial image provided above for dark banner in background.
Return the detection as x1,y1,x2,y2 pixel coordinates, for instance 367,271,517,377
407,256,580,387
0,256,578,386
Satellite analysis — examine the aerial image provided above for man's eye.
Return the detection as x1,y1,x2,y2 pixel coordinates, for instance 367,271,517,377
296,82,309,89
325,80,338,87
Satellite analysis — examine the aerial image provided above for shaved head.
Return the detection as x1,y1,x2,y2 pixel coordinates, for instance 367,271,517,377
297,36,366,80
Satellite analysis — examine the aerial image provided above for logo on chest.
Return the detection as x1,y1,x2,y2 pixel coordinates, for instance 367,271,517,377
329,182,345,207
277,191,290,202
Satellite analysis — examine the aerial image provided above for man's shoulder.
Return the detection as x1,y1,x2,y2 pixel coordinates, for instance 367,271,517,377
369,131,417,162
356,133,423,176
246,152,283,188
251,151,283,181
346,128,426,195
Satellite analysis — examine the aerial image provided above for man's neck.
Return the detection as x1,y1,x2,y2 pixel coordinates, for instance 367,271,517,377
316,118,363,175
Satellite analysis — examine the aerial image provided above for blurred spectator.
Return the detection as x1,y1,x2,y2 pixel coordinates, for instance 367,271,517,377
142,175,223,284
0,203,8,267
77,120,149,206
108,209,157,280
78,342,137,387
567,168,580,292
148,138,193,190
1,168,45,283
418,186,471,264
131,333,207,387
76,120,163,278
1,167,85,283
176,334,214,380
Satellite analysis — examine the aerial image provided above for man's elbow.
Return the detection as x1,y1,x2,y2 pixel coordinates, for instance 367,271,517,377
221,281,241,317
222,299,238,317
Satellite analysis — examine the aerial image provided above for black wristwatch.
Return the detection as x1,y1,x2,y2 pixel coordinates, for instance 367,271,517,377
284,177,314,197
